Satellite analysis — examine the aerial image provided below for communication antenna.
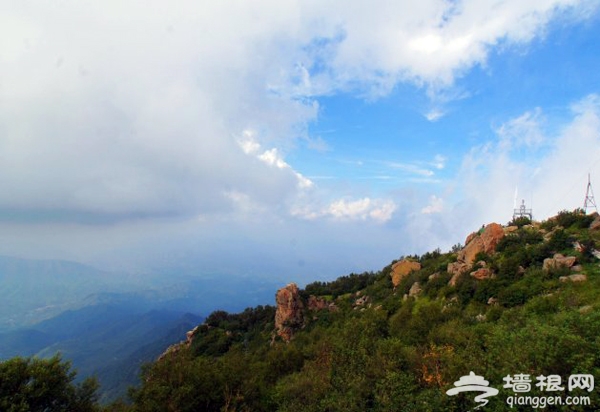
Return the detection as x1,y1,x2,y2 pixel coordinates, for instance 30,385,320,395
583,174,597,213
513,199,533,221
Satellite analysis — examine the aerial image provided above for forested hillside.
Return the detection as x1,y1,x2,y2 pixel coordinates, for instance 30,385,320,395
114,210,600,411
3,210,600,411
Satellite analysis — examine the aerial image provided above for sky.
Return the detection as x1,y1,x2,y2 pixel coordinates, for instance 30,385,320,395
2,1,600,285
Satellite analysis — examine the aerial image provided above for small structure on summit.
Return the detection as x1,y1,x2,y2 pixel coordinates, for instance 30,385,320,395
584,174,597,214
513,199,533,221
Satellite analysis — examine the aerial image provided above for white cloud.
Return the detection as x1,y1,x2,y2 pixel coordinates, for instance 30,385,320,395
432,154,447,170
238,132,314,190
292,197,397,223
496,107,546,150
0,0,593,225
425,109,446,122
387,162,435,177
421,195,445,214
311,0,594,96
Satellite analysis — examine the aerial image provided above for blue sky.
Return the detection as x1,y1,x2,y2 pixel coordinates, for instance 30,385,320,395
1,1,600,284
296,13,600,194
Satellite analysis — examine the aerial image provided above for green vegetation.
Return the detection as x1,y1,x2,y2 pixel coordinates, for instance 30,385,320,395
0,355,99,412
303,272,378,298
2,210,600,411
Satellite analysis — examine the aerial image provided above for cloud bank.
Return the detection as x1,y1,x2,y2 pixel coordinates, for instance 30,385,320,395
0,1,598,278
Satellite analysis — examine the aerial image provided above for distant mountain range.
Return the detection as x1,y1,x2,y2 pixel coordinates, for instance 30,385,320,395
0,255,142,330
0,255,280,402
0,301,202,402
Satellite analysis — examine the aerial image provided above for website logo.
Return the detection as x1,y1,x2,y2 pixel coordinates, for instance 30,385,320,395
446,372,594,410
446,371,499,410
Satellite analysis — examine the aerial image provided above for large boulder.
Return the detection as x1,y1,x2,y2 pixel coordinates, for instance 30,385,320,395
458,223,505,265
274,283,304,342
408,282,422,298
390,259,421,288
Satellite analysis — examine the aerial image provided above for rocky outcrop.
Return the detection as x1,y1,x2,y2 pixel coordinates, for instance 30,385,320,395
448,223,504,285
408,282,422,298
448,261,470,277
274,283,304,342
458,223,505,265
391,259,421,287
543,254,577,272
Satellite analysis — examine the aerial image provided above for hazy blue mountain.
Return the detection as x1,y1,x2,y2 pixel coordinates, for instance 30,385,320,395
0,300,202,402
0,256,280,402
0,255,279,331
0,256,144,330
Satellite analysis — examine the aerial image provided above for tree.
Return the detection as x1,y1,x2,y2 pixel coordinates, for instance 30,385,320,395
0,355,99,412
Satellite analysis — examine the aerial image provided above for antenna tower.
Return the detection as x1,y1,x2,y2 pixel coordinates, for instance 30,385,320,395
583,174,597,213
513,199,533,221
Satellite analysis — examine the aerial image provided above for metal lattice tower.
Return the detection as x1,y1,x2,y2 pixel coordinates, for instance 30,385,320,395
584,174,597,213
513,199,533,221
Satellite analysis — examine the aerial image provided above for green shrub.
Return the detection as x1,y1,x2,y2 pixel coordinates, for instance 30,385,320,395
423,273,451,299
454,276,477,305
304,272,377,298
555,208,595,229
473,279,505,305
498,283,529,307
0,355,99,412
508,216,532,228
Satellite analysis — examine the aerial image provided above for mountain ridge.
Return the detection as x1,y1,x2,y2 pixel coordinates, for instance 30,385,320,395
125,209,600,411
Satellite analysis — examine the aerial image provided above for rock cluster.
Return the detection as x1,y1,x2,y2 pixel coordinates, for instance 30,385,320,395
447,223,504,284
543,253,577,272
